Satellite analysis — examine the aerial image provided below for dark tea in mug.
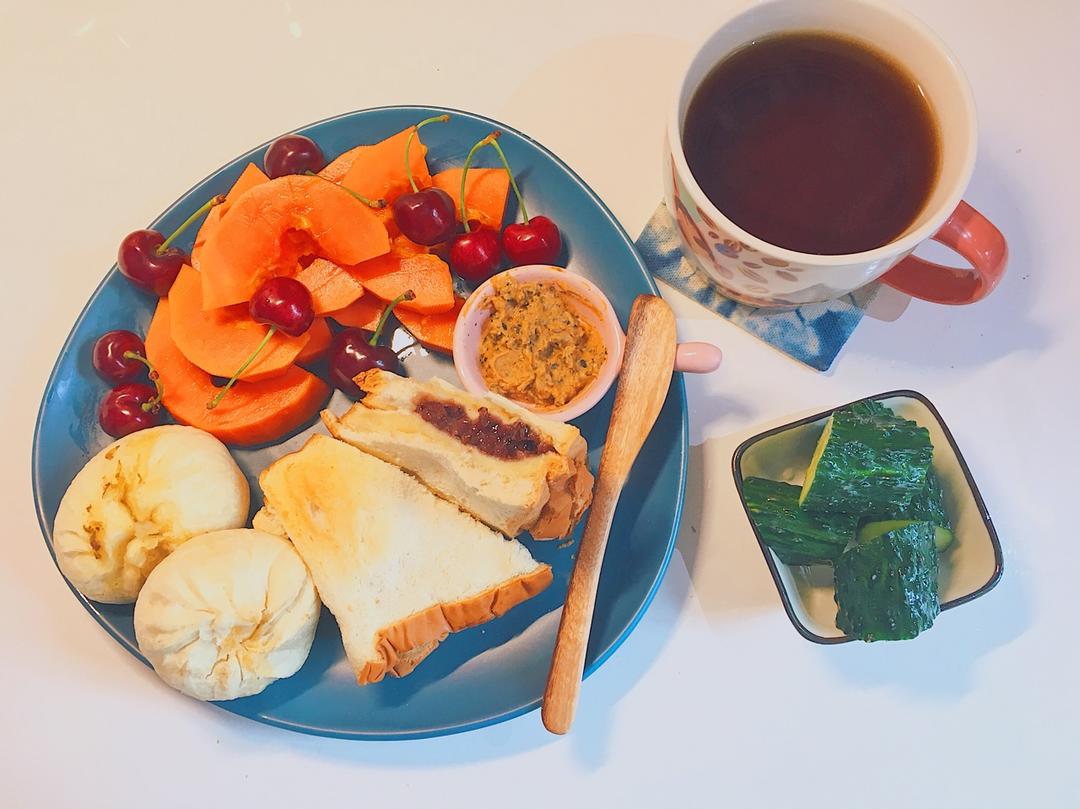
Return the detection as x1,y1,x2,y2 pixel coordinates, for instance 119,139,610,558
681,32,940,256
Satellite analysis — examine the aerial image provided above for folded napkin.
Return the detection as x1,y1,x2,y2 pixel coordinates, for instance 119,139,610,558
635,203,877,371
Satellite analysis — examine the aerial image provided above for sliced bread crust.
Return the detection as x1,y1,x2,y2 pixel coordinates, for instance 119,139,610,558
258,434,552,685
356,566,551,684
322,370,593,539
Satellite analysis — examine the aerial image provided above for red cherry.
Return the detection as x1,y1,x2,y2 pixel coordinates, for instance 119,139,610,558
392,188,458,246
466,131,564,267
249,276,314,337
450,226,502,284
98,383,162,438
389,114,454,246
92,330,147,383
328,290,414,397
502,215,562,266
264,134,325,179
449,134,506,283
118,230,187,296
208,277,315,410
329,330,403,397
118,195,224,296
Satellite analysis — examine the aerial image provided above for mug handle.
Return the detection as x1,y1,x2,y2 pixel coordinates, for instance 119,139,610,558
880,201,1008,305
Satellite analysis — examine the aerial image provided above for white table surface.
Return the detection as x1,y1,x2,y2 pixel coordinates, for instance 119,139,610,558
4,1,1077,806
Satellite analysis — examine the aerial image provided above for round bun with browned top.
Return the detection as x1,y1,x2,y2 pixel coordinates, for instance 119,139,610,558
51,425,249,604
134,528,319,701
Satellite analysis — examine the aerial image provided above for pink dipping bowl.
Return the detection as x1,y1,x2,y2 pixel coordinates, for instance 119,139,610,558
453,265,720,422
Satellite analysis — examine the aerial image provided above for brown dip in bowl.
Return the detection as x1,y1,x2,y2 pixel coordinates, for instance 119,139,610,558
478,275,608,409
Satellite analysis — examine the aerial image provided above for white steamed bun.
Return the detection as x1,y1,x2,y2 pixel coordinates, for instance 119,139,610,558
52,425,249,603
134,528,320,701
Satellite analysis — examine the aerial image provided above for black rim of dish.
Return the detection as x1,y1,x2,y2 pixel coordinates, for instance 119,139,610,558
730,388,1005,645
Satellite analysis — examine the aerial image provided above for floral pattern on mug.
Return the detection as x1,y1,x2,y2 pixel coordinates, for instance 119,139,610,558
715,239,741,258
636,202,878,370
739,266,768,283
695,205,720,231
665,153,879,306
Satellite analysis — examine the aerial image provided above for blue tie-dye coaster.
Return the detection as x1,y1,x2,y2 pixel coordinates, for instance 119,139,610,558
636,203,877,371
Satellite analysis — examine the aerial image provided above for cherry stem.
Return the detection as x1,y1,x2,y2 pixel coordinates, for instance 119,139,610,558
122,351,164,412
369,290,416,347
157,194,226,254
460,132,499,234
206,327,275,410
405,114,450,193
486,133,529,222
305,171,385,208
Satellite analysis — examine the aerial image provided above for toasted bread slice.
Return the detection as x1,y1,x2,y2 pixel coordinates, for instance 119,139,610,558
258,434,552,685
253,503,440,678
322,370,594,539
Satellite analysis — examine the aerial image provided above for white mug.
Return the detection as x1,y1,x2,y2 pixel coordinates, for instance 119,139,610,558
664,0,1007,308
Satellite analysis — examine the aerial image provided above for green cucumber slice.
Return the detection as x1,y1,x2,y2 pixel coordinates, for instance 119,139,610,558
867,469,955,551
742,477,853,565
799,403,933,519
859,519,953,552
835,521,940,641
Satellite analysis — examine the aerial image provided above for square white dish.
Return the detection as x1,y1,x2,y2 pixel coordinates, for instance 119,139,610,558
732,390,1003,643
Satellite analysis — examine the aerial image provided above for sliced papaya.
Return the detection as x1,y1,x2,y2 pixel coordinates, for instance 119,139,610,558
294,317,333,364
192,163,271,271
340,126,432,205
376,204,401,240
346,238,455,314
318,144,400,236
326,295,384,331
395,296,464,354
199,174,390,309
226,162,271,203
432,167,510,230
168,265,308,382
191,210,223,272
387,232,429,258
145,299,330,446
295,257,366,314
319,145,368,184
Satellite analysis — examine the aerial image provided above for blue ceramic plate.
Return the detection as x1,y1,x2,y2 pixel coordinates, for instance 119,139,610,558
32,106,687,739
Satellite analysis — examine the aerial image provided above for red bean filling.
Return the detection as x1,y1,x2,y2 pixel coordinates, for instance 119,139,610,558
415,398,554,460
